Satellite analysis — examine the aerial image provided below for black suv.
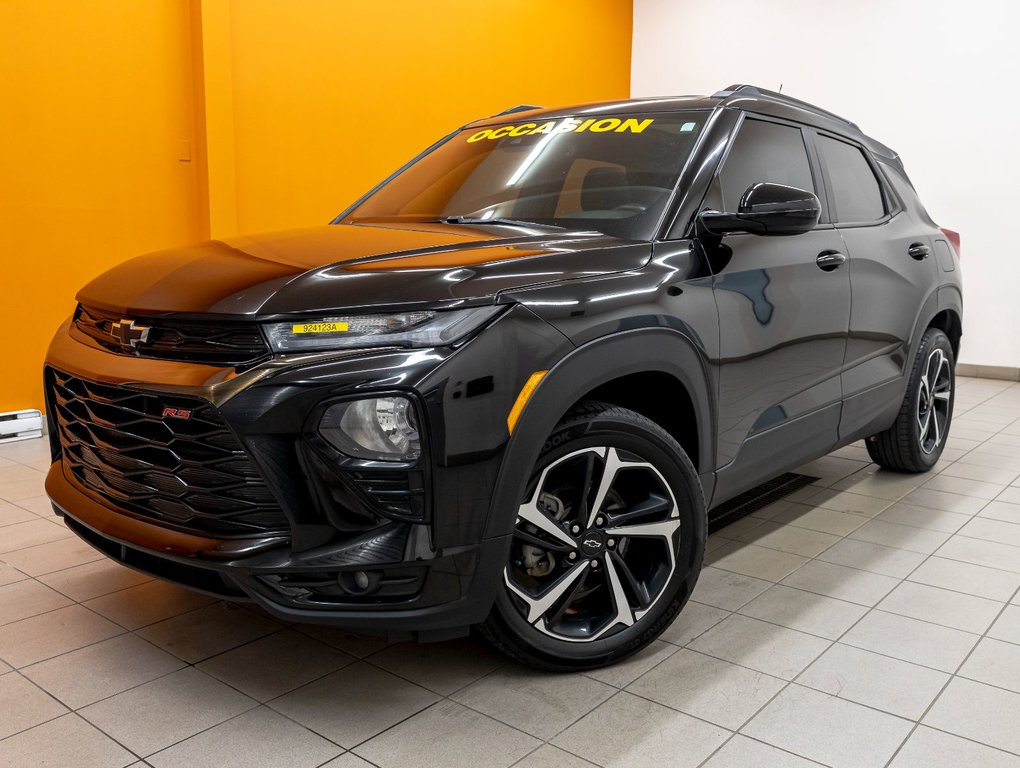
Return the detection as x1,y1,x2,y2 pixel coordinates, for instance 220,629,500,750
45,85,962,669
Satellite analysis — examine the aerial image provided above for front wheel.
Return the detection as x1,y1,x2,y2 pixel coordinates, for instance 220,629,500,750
867,327,955,473
480,401,706,671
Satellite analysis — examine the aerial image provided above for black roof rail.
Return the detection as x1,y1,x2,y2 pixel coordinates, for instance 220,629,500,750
492,104,543,117
713,84,859,130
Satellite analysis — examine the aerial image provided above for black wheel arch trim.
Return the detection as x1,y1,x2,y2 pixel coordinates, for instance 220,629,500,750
482,327,715,541
935,284,964,350
855,285,961,443
910,285,962,374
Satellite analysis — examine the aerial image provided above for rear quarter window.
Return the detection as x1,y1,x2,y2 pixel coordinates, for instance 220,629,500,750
880,160,937,226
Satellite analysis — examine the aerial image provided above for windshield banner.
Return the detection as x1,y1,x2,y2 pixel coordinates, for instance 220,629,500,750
466,117,655,142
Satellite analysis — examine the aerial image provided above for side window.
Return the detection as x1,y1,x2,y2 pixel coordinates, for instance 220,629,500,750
718,119,815,211
817,135,885,223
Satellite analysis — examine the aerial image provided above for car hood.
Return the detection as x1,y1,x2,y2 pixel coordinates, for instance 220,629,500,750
77,222,651,318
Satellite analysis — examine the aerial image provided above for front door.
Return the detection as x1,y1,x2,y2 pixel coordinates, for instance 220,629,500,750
705,116,851,502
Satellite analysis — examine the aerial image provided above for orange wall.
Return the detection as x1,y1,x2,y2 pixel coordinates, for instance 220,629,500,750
225,0,635,233
1,0,633,413
0,1,203,413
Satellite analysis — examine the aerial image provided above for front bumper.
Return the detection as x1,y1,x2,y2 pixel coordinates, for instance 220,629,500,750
43,305,572,635
47,466,509,635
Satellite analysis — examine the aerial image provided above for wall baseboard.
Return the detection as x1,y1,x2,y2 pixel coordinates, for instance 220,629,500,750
957,364,1020,382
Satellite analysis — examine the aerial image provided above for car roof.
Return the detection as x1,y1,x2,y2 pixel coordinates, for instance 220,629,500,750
466,84,898,163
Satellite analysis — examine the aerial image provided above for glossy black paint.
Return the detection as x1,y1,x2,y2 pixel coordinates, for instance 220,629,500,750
700,182,821,236
75,223,652,317
44,86,962,637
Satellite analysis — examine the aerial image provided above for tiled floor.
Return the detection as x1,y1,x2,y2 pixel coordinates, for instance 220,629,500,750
3,375,1020,767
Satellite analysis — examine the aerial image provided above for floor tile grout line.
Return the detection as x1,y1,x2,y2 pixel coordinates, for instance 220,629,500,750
0,669,77,744
22,553,157,587
241,641,552,761
141,693,339,764
577,640,684,691
21,647,198,713
361,635,723,767
690,605,857,766
0,709,148,765
952,666,1020,700
540,684,746,768
886,516,1015,615
316,751,384,768
880,582,1020,766
643,525,947,766
705,732,833,767
354,641,508,701
6,386,1020,765
10,614,290,712
692,437,1020,711
76,709,151,765
109,695,264,762
896,723,1020,763
509,687,631,766
0,530,80,559
508,741,599,768
711,507,1020,602
899,570,1020,605
142,628,367,758
76,587,226,634
705,546,954,768
5,614,135,673
711,493,1013,650
345,695,540,762
0,593,93,631
5,560,157,605
727,509,874,541
370,641,624,753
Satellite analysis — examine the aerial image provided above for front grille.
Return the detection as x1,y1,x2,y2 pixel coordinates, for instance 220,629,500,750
74,305,269,365
48,369,288,538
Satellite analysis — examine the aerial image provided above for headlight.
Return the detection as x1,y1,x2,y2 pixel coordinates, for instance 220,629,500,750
319,397,420,461
263,306,502,353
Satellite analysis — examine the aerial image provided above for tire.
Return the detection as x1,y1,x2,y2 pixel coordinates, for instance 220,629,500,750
867,328,955,473
480,401,706,671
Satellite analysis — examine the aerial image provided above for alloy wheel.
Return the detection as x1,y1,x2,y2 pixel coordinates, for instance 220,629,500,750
917,347,952,455
504,446,681,643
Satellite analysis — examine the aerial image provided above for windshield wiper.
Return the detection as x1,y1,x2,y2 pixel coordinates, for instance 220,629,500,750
438,215,563,229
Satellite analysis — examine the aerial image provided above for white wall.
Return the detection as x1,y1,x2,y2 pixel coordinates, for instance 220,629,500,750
632,0,1020,368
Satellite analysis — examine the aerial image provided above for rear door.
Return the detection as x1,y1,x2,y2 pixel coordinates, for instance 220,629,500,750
812,132,940,440
708,116,851,501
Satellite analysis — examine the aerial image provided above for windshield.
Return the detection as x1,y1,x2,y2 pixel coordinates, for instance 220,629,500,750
344,111,708,240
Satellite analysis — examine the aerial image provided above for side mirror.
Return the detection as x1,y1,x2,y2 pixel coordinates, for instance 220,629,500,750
699,182,821,236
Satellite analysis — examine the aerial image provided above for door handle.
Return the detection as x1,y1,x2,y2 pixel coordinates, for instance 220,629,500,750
908,242,930,260
816,250,847,272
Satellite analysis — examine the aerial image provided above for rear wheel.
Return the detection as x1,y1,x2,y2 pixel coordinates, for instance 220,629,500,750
867,327,955,472
480,401,706,671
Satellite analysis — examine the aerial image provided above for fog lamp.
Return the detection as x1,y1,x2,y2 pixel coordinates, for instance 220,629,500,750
319,397,420,461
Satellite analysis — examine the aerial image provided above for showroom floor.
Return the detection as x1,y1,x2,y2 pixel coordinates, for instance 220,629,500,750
3,377,1020,768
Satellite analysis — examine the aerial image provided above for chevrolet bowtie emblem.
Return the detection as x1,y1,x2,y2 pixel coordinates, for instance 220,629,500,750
110,319,152,348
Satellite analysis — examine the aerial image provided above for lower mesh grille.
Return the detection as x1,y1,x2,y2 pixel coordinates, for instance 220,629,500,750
48,368,288,537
